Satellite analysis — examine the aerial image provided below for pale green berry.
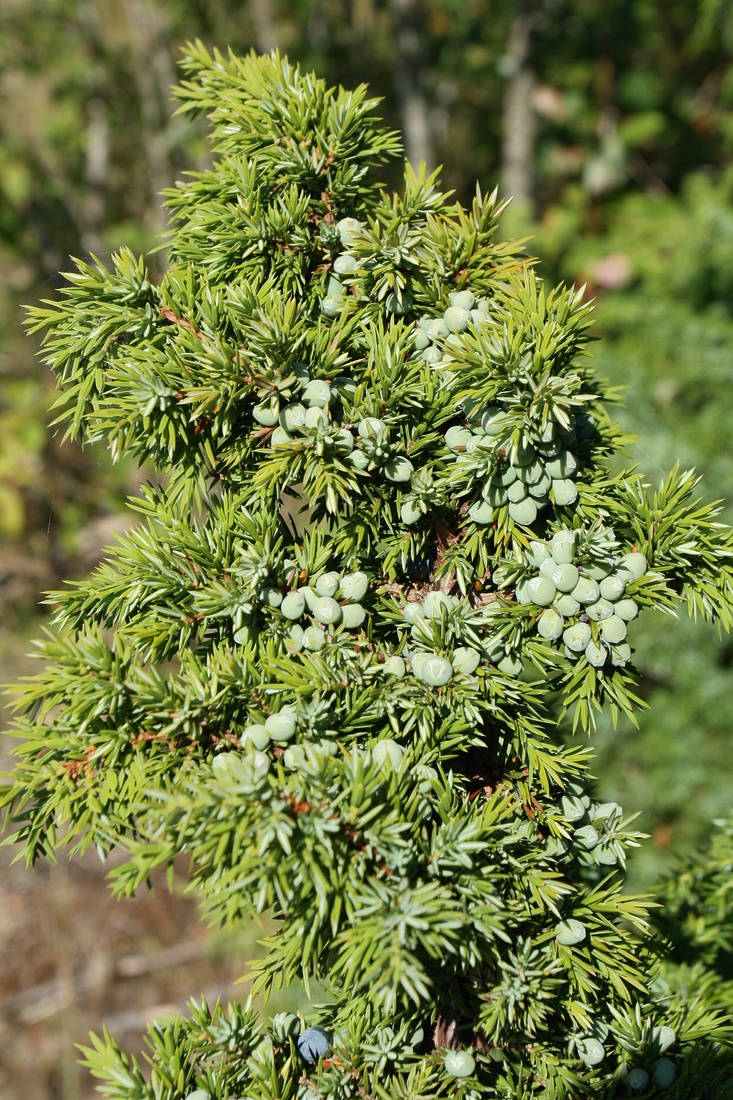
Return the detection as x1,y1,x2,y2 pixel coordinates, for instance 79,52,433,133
599,615,627,644
340,572,369,601
526,540,551,567
302,379,331,408
465,435,487,453
618,551,648,579
652,1027,676,1054
282,744,307,769
577,1038,605,1067
508,497,538,525
614,598,639,622
321,295,344,317
303,625,327,651
358,416,387,438
563,622,592,652
315,571,341,598
233,623,253,645
539,556,557,579
485,635,507,663
529,470,553,497
265,708,297,742
445,425,473,450
496,463,518,486
443,1050,475,1078
288,624,304,650
514,579,531,604
516,459,544,485
507,479,528,503
212,752,239,780
336,216,363,247
594,844,619,866
423,591,450,618
271,425,293,446
420,656,454,686
386,290,411,314
584,598,615,622
304,406,327,429
260,586,283,607
332,251,359,275
610,642,632,666
478,406,504,433
382,654,406,677
525,575,557,606
484,482,508,507
512,440,535,466
414,328,431,351
584,558,615,580
528,479,550,501
537,607,565,640
561,794,587,822
574,824,599,849
241,724,271,751
384,456,414,482
626,1067,650,1091
652,1058,676,1089
341,603,366,629
331,374,356,399
555,918,586,945
280,403,307,432
600,574,626,601
452,647,481,675
550,530,575,563
401,499,423,525
554,593,581,617
410,651,430,677
402,602,425,624
185,1090,211,1100
422,346,443,365
469,500,494,525
585,640,608,667
449,289,476,310
300,586,319,611
349,449,371,470
327,275,345,296
426,317,449,341
372,738,405,770
335,429,355,453
546,450,578,479
281,591,306,620
551,563,580,592
497,653,523,675
272,1012,301,1040
551,478,579,506
253,401,279,426
571,575,600,605
313,596,343,626
590,801,622,822
444,305,471,332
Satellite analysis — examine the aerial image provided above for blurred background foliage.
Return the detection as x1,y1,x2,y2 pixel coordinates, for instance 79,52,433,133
3,0,733,1094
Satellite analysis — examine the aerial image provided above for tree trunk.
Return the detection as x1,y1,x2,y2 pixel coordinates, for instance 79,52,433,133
250,0,278,55
389,0,434,171
501,1,537,212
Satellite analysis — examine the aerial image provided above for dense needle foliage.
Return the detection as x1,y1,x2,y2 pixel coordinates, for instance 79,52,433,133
3,46,733,1099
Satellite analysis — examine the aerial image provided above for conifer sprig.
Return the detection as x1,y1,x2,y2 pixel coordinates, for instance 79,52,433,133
6,47,733,1098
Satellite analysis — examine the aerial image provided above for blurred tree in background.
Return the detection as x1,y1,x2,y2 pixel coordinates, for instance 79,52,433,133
2,1,733,1095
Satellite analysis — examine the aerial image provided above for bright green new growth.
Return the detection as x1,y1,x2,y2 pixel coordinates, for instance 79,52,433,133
4,44,733,1098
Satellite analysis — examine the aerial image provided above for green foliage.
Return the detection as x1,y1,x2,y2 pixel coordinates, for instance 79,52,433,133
4,46,733,1098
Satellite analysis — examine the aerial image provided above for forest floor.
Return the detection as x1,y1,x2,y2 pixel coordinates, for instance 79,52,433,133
0,630,265,1100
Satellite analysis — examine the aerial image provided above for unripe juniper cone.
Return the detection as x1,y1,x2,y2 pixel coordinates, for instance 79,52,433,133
4,45,733,1099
